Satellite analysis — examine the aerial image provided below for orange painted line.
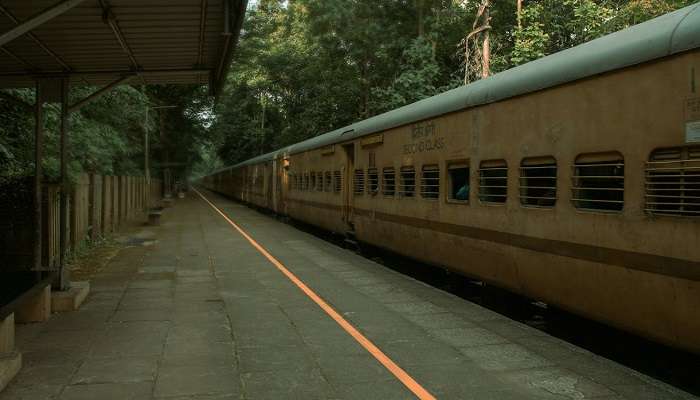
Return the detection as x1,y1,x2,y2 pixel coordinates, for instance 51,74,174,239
193,188,437,400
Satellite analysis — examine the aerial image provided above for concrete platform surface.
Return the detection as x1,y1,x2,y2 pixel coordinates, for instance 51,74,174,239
2,191,697,400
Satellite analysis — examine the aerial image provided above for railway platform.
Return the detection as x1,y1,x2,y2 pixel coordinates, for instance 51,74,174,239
1,190,696,400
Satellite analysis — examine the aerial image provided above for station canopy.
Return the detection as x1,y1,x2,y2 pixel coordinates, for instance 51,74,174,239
0,0,247,95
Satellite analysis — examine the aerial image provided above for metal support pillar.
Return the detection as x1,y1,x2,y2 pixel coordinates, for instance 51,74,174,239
143,107,151,185
58,78,70,291
33,83,44,278
144,122,150,208
159,110,171,197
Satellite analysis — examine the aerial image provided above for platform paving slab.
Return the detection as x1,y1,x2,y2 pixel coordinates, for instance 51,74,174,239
0,192,697,400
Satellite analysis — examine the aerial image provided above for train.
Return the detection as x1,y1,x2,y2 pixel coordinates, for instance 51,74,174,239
202,4,700,353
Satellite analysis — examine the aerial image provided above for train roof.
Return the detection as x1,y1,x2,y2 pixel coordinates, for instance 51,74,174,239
228,2,700,170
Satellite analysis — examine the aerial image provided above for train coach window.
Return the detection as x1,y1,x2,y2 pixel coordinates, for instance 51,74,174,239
354,169,365,195
324,171,332,192
310,172,316,191
572,152,624,212
478,160,508,204
520,157,557,208
367,168,379,195
447,163,470,202
421,165,440,199
303,173,308,191
333,171,342,193
383,168,396,197
317,172,324,192
645,147,700,216
399,166,416,198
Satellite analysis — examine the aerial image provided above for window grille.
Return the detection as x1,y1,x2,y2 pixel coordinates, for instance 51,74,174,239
316,172,324,191
572,153,624,212
303,173,309,191
520,157,557,208
645,147,700,216
383,168,396,197
367,168,379,195
399,166,416,197
324,171,332,192
478,160,508,204
291,174,297,191
310,172,316,192
333,171,342,193
420,165,440,199
354,169,365,195
448,163,469,202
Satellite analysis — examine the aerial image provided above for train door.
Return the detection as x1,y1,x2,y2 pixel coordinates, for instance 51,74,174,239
271,158,285,214
266,163,273,208
271,159,278,212
277,158,287,214
342,143,355,227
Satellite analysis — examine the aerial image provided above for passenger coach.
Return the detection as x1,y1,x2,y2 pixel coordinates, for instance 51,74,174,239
203,4,700,353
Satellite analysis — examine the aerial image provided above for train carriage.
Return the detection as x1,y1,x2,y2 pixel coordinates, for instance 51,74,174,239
203,4,700,353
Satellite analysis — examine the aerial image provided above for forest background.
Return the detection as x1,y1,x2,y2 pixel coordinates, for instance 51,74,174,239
0,0,695,181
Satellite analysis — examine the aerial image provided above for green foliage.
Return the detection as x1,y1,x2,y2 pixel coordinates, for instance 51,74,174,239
145,85,214,181
0,85,151,181
2,0,696,179
210,0,696,167
0,91,34,178
371,37,441,114
511,4,549,66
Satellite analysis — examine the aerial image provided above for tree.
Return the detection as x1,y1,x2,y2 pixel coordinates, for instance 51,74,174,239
208,0,695,168
511,2,549,66
371,37,441,114
460,0,492,84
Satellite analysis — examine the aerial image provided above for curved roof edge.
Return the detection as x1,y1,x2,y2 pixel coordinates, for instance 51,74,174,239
229,2,700,169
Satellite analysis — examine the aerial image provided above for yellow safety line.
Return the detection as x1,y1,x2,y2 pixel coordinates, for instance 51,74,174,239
194,188,436,400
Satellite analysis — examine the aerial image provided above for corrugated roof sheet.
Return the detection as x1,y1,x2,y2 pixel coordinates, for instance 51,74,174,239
0,0,246,95
229,2,700,169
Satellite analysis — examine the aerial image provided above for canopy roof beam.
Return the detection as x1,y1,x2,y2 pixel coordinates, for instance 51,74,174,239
1,47,37,72
0,90,33,112
0,6,72,72
98,0,140,73
0,0,88,47
212,0,246,97
197,0,208,67
0,0,248,96
68,74,135,113
0,68,212,86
